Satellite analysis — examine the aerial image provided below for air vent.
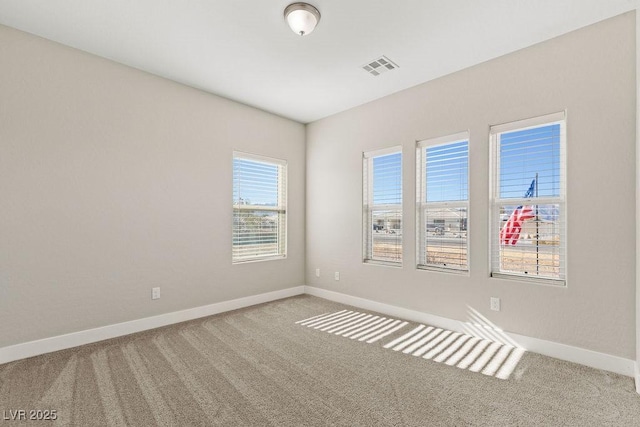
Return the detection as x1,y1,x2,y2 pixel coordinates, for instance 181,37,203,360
362,55,399,77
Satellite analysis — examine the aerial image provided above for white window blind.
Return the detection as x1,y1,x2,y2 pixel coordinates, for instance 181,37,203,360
490,112,566,285
416,132,469,272
232,152,287,263
363,147,402,265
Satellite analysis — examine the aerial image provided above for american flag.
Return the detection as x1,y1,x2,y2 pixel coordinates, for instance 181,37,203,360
500,179,536,245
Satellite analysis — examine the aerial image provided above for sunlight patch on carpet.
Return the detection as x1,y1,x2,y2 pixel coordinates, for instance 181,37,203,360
295,310,408,343
298,310,525,380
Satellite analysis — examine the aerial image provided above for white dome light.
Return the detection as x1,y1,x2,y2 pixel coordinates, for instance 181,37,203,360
284,3,321,36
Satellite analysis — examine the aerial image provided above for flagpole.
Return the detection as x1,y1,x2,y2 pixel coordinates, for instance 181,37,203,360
536,172,540,276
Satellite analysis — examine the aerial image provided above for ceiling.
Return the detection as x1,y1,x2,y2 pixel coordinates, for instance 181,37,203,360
0,0,636,123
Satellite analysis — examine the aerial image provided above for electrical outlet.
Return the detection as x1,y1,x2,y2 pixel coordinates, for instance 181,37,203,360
315,268,320,278
334,272,340,281
152,287,161,300
490,297,500,311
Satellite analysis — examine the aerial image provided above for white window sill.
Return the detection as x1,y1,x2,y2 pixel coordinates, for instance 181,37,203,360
233,255,287,265
417,265,469,276
363,260,403,268
491,272,566,287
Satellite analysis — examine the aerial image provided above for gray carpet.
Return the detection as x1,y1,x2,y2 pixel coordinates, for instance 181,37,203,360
1,295,639,426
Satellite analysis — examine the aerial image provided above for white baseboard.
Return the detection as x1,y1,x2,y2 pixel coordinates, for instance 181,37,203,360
635,362,640,394
0,286,305,365
304,286,636,378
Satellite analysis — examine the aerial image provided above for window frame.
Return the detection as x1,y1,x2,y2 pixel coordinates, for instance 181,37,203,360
362,146,403,267
232,151,287,264
416,131,470,274
489,111,567,286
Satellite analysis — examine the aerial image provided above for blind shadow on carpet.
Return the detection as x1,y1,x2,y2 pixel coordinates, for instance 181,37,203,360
296,309,525,380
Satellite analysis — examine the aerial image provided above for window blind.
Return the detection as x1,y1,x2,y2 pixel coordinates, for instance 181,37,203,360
232,152,287,263
490,112,566,284
363,147,402,265
416,133,469,271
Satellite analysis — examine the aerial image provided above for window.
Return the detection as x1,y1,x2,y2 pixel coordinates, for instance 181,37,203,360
416,132,469,272
232,152,287,263
490,112,566,285
363,147,402,265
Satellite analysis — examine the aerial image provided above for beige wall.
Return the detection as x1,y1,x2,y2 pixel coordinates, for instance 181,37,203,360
0,25,305,348
307,13,636,358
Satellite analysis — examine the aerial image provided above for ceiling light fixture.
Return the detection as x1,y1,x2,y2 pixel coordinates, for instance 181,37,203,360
284,3,321,36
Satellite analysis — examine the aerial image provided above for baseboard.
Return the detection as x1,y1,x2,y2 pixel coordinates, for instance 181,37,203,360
0,286,305,365
304,286,636,378
635,362,640,394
